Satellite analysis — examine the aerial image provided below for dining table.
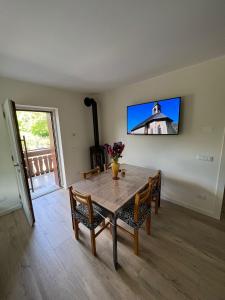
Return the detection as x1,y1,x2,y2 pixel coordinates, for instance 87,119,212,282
73,163,157,269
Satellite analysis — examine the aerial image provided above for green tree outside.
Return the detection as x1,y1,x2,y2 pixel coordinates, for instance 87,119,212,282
16,111,50,150
31,119,49,137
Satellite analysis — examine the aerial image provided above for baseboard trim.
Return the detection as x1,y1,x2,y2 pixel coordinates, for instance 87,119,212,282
0,203,22,217
162,194,218,220
1,193,218,220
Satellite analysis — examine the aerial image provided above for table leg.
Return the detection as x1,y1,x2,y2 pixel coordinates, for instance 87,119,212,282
112,214,119,270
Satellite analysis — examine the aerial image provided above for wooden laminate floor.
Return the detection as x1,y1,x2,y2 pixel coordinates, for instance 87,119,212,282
1,189,225,300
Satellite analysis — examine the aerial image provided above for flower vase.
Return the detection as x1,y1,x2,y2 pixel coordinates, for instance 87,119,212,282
111,160,120,180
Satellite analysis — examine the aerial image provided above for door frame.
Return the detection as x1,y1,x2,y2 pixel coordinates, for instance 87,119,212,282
16,104,67,190
215,127,225,219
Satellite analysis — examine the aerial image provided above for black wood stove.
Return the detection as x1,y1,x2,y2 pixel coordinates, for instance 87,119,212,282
84,97,107,171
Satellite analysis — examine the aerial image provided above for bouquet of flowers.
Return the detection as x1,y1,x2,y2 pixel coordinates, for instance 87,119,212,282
104,142,125,162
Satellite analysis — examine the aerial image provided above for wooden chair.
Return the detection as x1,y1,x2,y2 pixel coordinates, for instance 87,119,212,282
81,166,100,179
69,187,110,256
150,171,161,214
81,166,111,227
117,178,153,256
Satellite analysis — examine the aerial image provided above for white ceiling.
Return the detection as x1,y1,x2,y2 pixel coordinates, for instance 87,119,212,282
0,0,225,92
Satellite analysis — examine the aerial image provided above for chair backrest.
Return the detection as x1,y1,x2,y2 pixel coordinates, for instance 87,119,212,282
134,179,153,223
104,162,111,171
150,170,161,193
81,166,100,179
69,187,93,223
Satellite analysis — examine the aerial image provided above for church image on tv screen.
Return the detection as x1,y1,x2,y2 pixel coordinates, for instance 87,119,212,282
127,97,180,135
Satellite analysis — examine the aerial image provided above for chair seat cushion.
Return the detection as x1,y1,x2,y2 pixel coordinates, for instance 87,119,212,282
117,199,151,229
74,203,107,229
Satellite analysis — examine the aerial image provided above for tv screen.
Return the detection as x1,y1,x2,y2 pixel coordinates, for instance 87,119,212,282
127,97,181,135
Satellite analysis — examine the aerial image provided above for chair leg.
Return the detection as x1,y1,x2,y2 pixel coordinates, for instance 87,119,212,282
158,192,161,207
146,215,151,235
155,198,159,215
109,223,113,235
72,218,74,229
74,219,79,240
134,229,139,256
90,229,96,256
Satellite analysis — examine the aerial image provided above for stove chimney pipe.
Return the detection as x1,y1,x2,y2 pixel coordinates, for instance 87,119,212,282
84,97,99,147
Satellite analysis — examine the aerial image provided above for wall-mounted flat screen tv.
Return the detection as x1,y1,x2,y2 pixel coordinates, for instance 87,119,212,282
127,97,181,135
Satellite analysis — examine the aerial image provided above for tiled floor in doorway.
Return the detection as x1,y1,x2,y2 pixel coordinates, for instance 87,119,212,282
29,172,60,199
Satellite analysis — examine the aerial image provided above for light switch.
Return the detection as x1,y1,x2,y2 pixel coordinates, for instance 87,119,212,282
196,154,213,162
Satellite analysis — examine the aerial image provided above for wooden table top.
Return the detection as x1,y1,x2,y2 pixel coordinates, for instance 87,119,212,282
73,164,157,214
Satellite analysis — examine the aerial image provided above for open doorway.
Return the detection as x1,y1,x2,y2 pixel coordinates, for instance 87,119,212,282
16,109,61,199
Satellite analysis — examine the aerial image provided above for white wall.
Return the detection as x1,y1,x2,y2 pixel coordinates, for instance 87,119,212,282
99,56,225,219
0,77,93,215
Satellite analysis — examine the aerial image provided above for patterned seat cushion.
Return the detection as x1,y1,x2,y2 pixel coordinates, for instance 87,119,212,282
73,203,108,230
117,199,151,229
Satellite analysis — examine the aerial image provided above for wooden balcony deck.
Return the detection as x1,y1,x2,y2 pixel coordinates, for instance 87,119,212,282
29,172,60,199
25,148,55,177
24,148,60,199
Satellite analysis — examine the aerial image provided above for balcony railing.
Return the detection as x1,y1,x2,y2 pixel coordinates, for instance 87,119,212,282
24,148,55,177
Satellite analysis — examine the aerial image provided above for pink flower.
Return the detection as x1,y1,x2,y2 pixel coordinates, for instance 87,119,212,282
104,142,125,160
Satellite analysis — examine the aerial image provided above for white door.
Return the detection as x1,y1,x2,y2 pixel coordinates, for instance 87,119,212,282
3,99,35,226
